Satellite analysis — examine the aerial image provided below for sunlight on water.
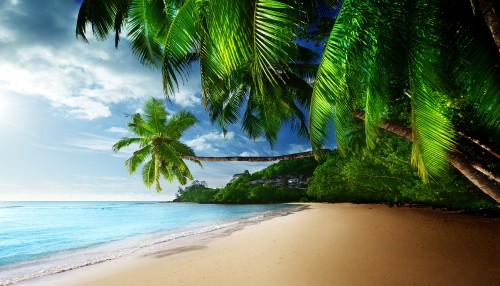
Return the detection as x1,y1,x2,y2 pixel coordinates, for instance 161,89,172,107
0,201,297,285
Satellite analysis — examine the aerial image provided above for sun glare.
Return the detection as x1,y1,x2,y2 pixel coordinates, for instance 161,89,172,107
0,96,15,124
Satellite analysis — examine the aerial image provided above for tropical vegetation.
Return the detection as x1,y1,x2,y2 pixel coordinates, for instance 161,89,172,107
307,133,496,210
175,157,318,203
176,135,497,211
112,97,200,191
77,0,499,202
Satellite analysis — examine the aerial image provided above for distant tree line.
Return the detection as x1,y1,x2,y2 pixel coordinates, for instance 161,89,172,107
176,132,497,211
175,157,319,204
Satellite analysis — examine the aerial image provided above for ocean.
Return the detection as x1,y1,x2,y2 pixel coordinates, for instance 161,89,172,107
0,201,299,285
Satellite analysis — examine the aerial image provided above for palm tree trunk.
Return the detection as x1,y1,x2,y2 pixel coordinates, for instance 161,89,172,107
457,131,500,159
476,0,500,52
181,151,315,162
353,111,500,203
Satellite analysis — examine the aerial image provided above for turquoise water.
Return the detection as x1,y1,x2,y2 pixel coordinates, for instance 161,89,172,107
0,201,298,285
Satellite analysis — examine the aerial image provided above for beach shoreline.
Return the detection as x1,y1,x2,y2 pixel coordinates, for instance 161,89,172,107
23,203,500,286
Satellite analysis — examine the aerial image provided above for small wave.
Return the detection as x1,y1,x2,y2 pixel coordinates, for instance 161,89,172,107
0,206,23,209
0,222,239,286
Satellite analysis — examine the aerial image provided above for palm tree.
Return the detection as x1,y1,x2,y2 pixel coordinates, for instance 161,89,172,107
112,97,201,191
77,0,319,144
77,0,499,202
114,97,318,191
475,0,500,52
308,0,499,202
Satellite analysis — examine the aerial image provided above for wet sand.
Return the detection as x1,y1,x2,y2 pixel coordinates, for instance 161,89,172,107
34,203,500,286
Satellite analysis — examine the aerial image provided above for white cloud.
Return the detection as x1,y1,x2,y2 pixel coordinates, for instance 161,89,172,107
64,132,121,152
0,34,162,120
0,26,15,42
240,151,260,156
286,144,311,154
107,127,130,135
60,96,111,119
66,137,115,152
184,131,235,152
173,88,201,107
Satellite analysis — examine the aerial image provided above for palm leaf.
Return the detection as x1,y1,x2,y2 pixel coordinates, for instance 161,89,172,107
143,97,168,134
205,69,249,134
155,141,185,168
127,0,171,68
112,137,142,152
114,0,130,47
127,113,153,138
141,158,156,189
162,0,198,96
407,0,456,181
76,0,118,42
199,31,226,110
252,0,298,92
125,145,152,174
164,110,199,139
309,0,365,156
444,11,500,130
206,0,253,75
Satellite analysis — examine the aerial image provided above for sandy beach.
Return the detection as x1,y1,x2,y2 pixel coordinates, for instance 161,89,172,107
31,203,499,286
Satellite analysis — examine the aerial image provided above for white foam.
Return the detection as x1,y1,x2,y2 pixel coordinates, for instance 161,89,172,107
0,221,241,286
0,204,304,286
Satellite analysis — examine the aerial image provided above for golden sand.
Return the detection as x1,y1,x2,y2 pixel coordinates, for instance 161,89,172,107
34,203,499,286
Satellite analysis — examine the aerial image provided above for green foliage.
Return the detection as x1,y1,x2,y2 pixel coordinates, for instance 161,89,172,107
251,156,319,179
308,133,497,210
175,157,317,204
308,0,500,185
77,0,499,202
176,180,219,203
113,97,200,192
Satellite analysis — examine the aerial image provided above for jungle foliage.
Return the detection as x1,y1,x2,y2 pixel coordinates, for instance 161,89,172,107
308,132,497,210
175,157,319,203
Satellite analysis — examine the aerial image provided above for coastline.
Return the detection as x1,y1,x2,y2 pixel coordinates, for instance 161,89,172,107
24,203,500,286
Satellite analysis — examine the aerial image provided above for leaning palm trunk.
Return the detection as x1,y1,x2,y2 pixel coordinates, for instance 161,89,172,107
476,0,500,52
181,151,314,162
353,111,500,203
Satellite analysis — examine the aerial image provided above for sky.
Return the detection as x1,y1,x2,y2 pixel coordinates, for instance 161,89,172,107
0,0,326,201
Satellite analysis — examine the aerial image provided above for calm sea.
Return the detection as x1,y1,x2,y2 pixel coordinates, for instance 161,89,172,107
0,201,298,285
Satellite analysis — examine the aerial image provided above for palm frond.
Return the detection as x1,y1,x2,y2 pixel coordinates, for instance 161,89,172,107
204,68,249,134
76,0,119,42
206,0,253,75
286,64,319,83
169,141,202,167
361,3,395,149
241,91,265,140
309,0,365,156
162,0,198,96
164,110,198,139
127,113,153,138
199,32,226,109
171,160,194,184
127,0,170,68
141,158,156,189
252,0,298,92
112,137,142,152
158,162,175,183
143,97,168,134
408,0,456,181
125,145,152,174
444,9,500,130
155,141,185,167
114,0,129,47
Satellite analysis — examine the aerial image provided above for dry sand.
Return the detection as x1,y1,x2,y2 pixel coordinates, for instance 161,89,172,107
33,203,499,286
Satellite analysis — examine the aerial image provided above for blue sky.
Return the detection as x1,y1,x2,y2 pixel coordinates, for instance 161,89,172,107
0,1,330,201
